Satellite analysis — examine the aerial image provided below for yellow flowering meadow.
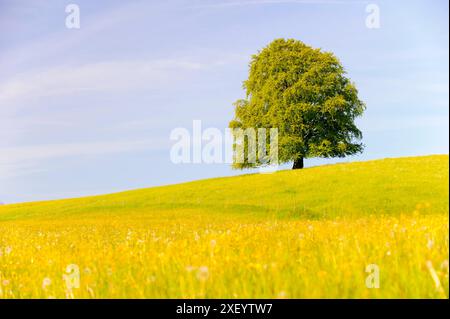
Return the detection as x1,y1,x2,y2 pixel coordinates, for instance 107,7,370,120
0,155,448,298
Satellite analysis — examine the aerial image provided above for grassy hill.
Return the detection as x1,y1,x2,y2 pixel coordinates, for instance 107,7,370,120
0,155,448,298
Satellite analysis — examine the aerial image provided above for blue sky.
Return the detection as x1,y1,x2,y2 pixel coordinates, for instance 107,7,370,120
0,0,448,203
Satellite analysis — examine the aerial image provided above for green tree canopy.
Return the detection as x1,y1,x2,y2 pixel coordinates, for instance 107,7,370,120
230,38,366,169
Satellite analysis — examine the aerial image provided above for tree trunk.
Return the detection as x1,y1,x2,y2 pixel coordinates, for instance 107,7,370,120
292,157,304,169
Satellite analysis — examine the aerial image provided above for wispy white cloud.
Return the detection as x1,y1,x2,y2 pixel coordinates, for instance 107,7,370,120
0,1,158,74
0,59,207,109
0,138,168,179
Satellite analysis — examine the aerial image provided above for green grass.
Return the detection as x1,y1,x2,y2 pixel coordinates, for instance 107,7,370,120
1,155,448,222
0,155,448,298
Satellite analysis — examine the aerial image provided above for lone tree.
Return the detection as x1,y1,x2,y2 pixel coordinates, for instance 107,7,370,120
230,39,366,169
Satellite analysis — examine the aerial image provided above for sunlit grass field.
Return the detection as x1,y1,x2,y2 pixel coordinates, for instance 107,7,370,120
0,155,448,298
